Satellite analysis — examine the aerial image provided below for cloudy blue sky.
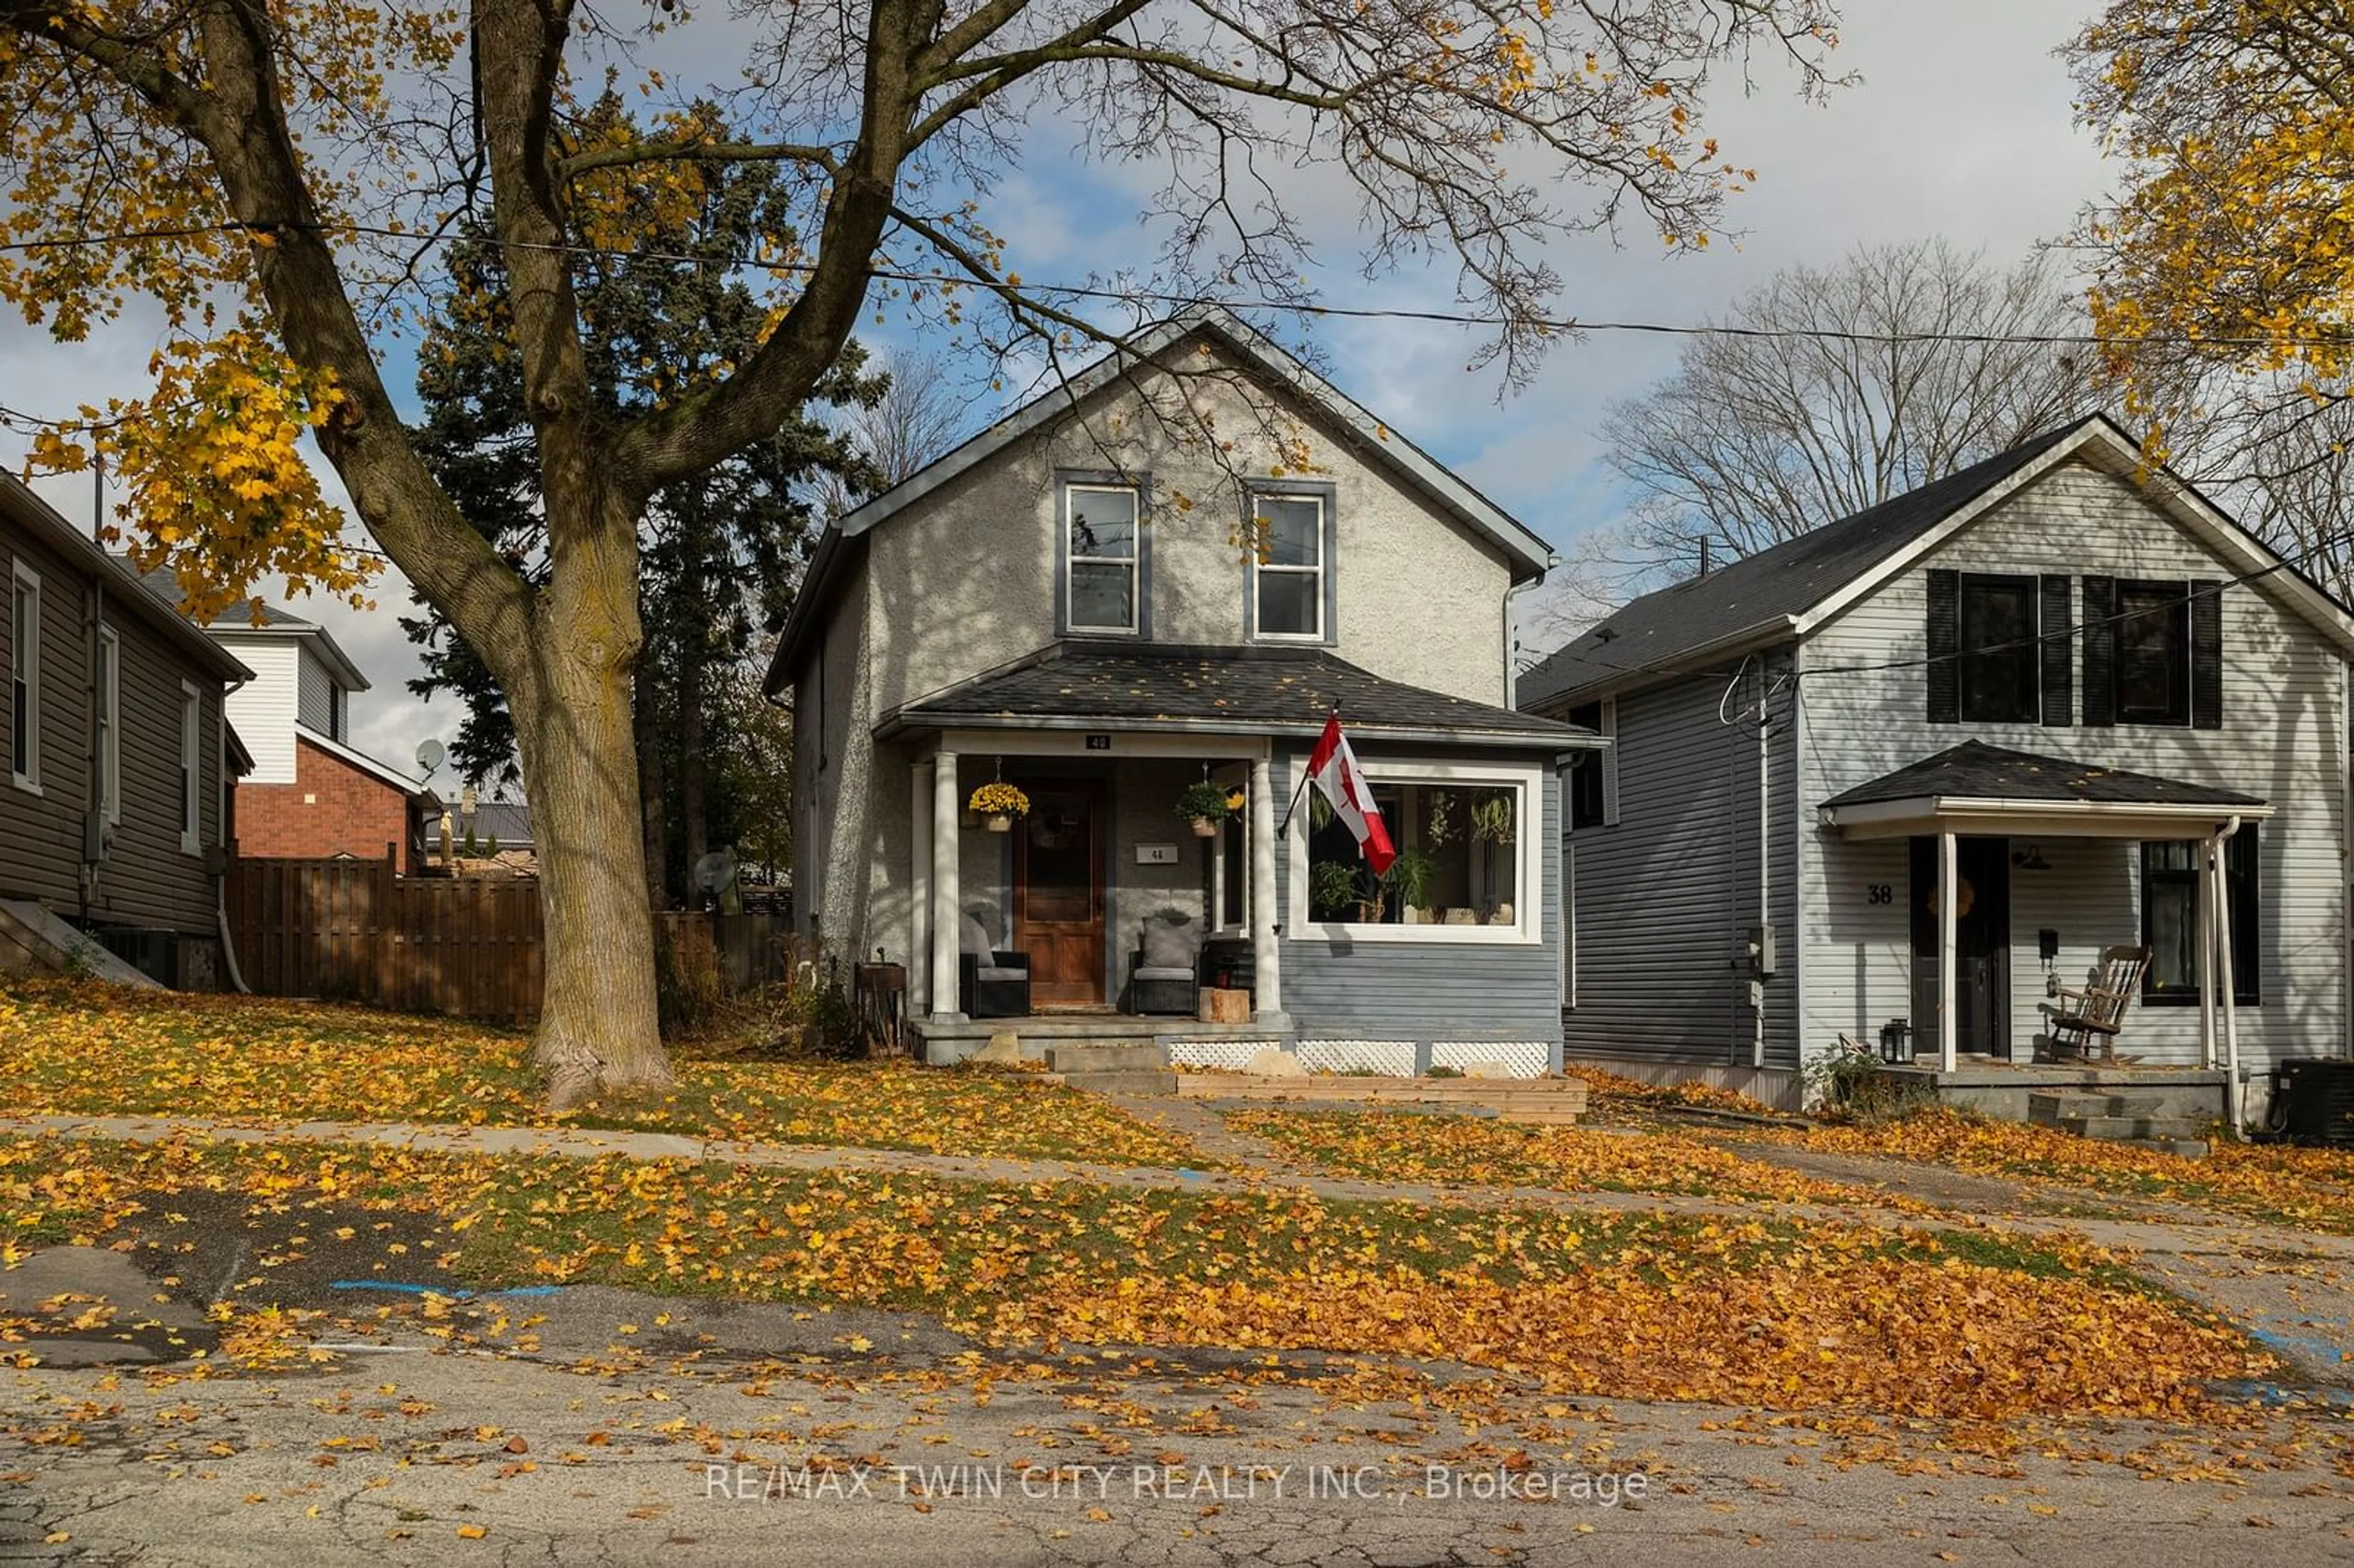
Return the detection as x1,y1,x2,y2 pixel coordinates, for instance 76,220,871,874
1,0,2114,779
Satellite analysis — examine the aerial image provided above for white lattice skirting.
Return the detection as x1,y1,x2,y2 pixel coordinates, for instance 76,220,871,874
1431,1040,1553,1079
1293,1039,1420,1077
1165,1038,1284,1071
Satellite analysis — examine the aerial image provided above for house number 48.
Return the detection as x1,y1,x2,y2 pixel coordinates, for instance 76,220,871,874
1866,884,1894,905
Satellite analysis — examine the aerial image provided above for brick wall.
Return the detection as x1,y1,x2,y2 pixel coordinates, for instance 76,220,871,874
233,735,411,867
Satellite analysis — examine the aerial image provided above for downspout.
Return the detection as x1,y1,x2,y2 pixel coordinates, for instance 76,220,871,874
1755,664,1770,1070
215,679,251,993
1503,560,1553,710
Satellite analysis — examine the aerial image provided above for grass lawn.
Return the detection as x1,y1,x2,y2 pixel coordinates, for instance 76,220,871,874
0,978,1203,1168
0,1131,2268,1425
1229,1105,1933,1210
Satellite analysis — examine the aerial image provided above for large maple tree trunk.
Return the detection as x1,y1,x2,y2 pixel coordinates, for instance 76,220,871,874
496,492,671,1109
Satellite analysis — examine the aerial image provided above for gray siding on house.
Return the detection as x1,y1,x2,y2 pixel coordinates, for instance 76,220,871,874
1,517,224,937
1273,744,1564,1049
1552,667,1803,1068
1796,459,2350,1069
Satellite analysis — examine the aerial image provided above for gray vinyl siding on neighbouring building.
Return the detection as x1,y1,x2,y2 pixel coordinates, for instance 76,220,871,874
1,519,226,938
1553,669,1802,1068
1271,745,1566,1053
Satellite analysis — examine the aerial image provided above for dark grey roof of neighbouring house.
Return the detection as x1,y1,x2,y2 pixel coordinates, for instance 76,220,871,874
1518,419,2099,708
882,642,1598,749
1821,742,2267,811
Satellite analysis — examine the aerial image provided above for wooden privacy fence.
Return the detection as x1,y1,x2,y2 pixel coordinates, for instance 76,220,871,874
225,850,787,1022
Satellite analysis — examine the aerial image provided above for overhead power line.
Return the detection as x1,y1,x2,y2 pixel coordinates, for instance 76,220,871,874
0,215,2342,354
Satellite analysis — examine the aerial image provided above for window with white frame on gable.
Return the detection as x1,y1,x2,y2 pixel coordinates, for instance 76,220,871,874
1248,492,1327,639
1064,481,1142,634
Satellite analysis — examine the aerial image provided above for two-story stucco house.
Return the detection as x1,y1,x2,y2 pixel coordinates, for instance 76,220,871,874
766,308,1599,1072
1522,414,2354,1121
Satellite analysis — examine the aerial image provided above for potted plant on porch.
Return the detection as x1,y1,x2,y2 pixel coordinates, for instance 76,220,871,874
1175,781,1233,838
967,781,1030,834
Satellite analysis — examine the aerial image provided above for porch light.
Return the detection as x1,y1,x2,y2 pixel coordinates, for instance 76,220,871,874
2011,844,2051,871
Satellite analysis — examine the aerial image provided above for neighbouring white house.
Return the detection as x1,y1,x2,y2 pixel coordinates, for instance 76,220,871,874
1520,414,2354,1122
766,306,1601,1073
123,571,439,869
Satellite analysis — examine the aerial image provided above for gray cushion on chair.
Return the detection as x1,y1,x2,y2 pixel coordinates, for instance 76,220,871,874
959,914,992,958
976,965,1027,983
1141,915,1198,971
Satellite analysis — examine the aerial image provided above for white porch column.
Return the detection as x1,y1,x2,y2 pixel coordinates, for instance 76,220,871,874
1251,752,1282,1018
909,757,934,1016
2196,838,2218,1070
1937,829,1958,1072
2214,831,2242,1130
930,750,962,1021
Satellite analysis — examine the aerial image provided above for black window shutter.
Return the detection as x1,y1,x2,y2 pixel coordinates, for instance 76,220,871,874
2040,574,2073,727
2081,574,2117,728
2191,578,2223,731
1925,569,1960,725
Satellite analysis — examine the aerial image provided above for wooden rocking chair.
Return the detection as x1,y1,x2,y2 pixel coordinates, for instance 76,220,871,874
2046,945,2150,1062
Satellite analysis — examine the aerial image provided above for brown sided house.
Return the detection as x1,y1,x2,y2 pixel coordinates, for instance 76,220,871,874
1,472,251,984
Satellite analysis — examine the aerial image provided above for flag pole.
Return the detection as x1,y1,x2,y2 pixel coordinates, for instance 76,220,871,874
1274,708,1337,838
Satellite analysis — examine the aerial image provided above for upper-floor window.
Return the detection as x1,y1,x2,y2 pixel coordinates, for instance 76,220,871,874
96,626,120,824
2116,579,2191,726
1249,492,1328,640
1564,700,1613,829
179,681,203,853
1064,481,1142,635
9,560,39,791
1957,573,2038,723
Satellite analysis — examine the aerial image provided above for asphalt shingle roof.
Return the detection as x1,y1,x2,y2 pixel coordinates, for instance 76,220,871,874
1518,421,2093,707
1821,741,2266,810
889,642,1592,748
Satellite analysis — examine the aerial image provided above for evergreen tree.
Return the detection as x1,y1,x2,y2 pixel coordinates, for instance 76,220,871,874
403,99,886,902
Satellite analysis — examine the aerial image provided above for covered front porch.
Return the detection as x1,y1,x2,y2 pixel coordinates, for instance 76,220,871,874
1819,742,2271,1121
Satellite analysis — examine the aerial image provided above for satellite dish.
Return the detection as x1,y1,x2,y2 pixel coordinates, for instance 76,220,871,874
414,738,446,778
693,848,742,915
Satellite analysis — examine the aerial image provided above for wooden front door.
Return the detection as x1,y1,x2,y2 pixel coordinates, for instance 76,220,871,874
1910,835,2013,1059
1015,781,1106,1008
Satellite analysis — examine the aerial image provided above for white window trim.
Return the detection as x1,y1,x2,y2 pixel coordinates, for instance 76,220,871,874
1064,481,1143,636
1249,490,1327,642
179,679,203,855
10,560,40,794
96,625,120,826
1286,755,1545,946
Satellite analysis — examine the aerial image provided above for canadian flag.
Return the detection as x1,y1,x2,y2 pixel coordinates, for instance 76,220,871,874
1306,714,1395,875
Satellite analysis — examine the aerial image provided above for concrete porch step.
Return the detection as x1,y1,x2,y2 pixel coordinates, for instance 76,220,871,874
1043,1043,1167,1075
2028,1090,2165,1125
1043,1068,1181,1097
2059,1113,2212,1141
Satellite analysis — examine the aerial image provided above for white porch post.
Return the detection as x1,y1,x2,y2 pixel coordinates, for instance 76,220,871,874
1251,752,1282,1018
2214,829,2242,1130
1937,829,1958,1072
2196,837,2218,1070
930,750,962,1021
909,757,934,1016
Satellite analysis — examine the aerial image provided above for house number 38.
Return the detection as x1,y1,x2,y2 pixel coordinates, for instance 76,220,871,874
1866,884,1894,905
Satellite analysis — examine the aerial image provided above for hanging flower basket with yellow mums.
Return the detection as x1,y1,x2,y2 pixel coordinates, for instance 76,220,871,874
968,781,1031,833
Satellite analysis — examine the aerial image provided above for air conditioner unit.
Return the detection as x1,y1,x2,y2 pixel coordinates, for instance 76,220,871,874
2269,1058,2354,1148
